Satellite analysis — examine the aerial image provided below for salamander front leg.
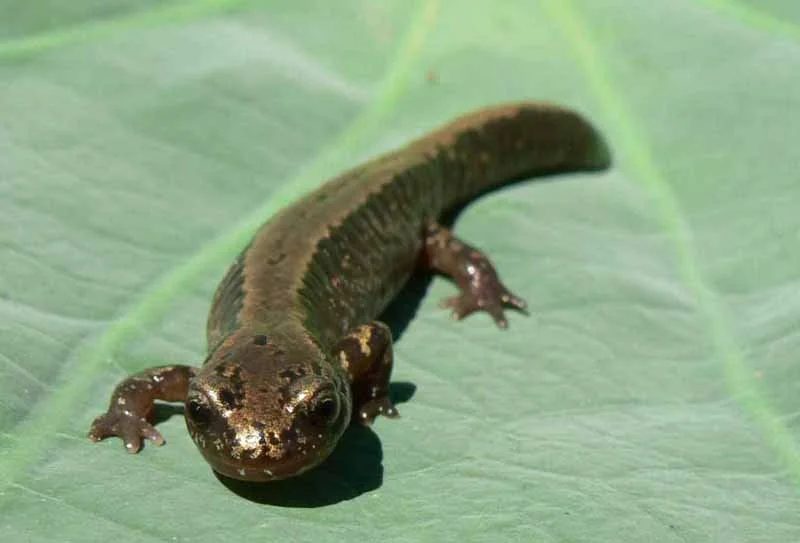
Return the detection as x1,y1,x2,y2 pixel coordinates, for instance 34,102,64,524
88,365,196,453
334,321,399,425
423,220,527,328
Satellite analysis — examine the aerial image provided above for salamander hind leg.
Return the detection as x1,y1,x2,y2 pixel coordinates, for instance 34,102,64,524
423,221,527,329
334,321,399,425
88,365,196,453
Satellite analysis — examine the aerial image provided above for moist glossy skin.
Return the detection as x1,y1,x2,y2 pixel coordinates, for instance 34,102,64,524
88,102,611,482
185,326,351,480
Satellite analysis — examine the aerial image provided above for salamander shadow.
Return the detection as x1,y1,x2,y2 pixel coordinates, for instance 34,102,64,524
380,267,435,340
152,403,185,425
216,381,416,507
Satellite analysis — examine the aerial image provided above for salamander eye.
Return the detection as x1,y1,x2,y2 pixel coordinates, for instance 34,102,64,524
187,395,212,428
309,395,339,426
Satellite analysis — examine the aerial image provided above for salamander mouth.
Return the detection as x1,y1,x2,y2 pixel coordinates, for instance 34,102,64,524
203,448,329,482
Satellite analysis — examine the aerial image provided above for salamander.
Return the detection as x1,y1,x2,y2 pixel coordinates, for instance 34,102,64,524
88,102,611,482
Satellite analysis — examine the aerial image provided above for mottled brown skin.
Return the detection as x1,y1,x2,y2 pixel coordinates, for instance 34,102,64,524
88,102,611,482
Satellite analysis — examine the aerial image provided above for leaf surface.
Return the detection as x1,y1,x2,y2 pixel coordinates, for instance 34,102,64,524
2,1,799,541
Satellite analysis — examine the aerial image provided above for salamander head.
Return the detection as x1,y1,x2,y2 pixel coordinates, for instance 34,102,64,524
184,328,351,482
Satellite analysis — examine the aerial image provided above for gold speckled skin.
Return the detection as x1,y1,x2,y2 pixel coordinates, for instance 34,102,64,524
181,102,610,481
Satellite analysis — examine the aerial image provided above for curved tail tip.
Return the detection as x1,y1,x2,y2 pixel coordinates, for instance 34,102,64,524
585,133,613,171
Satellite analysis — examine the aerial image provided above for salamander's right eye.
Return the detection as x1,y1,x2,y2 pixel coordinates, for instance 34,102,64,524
187,395,212,428
309,394,340,427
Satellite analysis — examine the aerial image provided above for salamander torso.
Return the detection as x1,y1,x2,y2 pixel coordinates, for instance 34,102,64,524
89,102,611,482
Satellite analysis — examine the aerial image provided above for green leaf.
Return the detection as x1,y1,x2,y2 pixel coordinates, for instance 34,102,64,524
2,0,800,541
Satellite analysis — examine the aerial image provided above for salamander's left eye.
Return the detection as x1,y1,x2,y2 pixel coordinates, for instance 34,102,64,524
187,395,212,428
309,395,339,426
